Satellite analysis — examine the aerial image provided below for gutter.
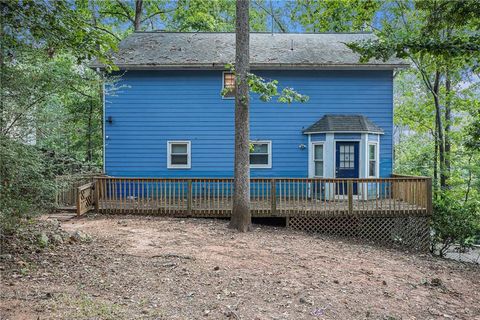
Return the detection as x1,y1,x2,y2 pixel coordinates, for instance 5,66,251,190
89,62,410,71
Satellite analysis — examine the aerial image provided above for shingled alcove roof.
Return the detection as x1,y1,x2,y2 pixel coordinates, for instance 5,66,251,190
91,32,408,70
303,115,384,134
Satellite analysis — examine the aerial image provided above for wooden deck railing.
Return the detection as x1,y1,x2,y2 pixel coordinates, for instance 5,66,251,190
91,176,432,218
55,173,97,208
77,182,95,216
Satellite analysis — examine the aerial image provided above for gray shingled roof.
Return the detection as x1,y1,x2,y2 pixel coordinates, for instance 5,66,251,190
303,115,384,134
92,32,408,70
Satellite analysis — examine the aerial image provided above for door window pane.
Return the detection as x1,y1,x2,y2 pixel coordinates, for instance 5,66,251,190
339,144,355,169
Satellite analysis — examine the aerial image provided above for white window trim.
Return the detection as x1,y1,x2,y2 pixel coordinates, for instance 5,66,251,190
167,141,191,169
222,71,235,100
368,142,379,177
250,140,272,169
312,142,325,177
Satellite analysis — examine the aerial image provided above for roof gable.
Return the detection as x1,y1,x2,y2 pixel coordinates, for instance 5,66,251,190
92,32,408,70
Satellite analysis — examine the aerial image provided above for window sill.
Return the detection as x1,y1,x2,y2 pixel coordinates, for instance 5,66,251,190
250,165,272,169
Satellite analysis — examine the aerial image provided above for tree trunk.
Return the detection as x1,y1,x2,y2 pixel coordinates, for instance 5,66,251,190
444,69,451,185
0,1,5,135
433,126,438,193
90,0,104,168
134,0,143,31
432,70,446,190
229,0,251,232
86,100,93,164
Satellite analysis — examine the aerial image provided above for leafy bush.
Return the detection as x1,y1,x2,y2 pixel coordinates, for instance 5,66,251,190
431,194,480,256
0,137,57,234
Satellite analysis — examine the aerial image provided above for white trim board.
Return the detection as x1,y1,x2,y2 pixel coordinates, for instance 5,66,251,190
167,141,192,169
250,140,272,169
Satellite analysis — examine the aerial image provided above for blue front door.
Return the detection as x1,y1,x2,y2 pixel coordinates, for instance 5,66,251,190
335,142,359,194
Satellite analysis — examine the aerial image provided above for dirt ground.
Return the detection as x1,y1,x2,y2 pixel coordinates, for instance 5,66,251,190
1,214,479,320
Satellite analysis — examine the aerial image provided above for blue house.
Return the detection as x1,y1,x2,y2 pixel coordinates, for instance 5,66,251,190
84,32,432,248
98,32,407,185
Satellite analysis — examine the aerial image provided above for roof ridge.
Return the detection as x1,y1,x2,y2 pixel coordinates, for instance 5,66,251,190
133,31,374,35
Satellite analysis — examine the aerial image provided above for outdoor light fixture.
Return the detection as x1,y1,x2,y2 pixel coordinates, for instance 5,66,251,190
107,116,113,124
299,144,306,150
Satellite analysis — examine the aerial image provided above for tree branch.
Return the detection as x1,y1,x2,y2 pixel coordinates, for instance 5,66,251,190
114,0,134,23
252,0,287,32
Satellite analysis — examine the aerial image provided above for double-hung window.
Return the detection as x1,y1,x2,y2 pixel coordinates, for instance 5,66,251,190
222,72,235,98
368,143,377,177
167,141,191,169
313,144,324,177
250,141,272,168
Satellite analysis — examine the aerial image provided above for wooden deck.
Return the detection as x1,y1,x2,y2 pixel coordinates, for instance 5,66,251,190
98,197,427,218
74,176,432,218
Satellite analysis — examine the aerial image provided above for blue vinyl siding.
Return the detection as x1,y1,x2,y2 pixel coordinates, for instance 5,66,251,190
105,70,393,178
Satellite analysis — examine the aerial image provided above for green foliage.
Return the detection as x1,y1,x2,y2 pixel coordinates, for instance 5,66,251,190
289,0,380,32
0,138,56,233
394,133,434,176
346,0,480,62
221,64,309,103
1,0,117,64
98,0,268,33
432,194,480,256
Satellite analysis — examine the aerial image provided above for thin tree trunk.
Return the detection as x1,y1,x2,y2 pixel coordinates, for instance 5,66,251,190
444,69,452,185
432,70,446,190
464,154,473,204
0,1,5,135
229,0,251,232
134,0,143,31
433,126,438,193
90,0,104,168
87,101,93,164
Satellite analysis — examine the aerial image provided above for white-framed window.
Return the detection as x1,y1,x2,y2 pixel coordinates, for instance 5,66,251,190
167,141,191,169
222,71,235,99
250,141,272,168
313,143,324,177
368,142,378,177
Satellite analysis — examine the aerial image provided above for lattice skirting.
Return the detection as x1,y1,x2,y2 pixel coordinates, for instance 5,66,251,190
288,216,430,251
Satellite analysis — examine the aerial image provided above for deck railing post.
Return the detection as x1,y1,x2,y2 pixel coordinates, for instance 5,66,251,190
347,180,353,214
76,186,81,216
270,179,276,216
94,179,99,213
426,177,433,215
187,179,192,215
